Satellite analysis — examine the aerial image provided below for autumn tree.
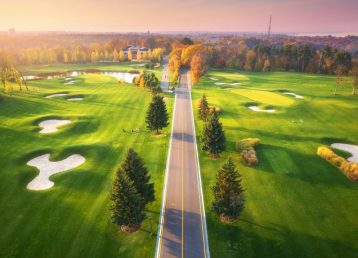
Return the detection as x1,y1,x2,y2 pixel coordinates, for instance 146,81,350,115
201,110,226,158
137,50,142,60
110,168,145,233
121,149,155,205
146,95,169,134
113,49,119,62
334,65,345,95
190,53,207,84
198,94,210,121
212,158,245,222
119,50,125,62
128,50,133,61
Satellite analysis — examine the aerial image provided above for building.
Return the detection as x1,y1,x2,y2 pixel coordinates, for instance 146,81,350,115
122,46,149,60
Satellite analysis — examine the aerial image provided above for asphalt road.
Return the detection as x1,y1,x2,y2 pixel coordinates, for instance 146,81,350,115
155,70,209,258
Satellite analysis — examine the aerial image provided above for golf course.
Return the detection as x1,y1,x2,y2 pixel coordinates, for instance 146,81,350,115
0,63,173,257
192,70,358,258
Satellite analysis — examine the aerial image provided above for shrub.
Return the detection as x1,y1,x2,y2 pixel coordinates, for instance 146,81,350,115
236,138,260,152
241,148,258,166
317,146,358,181
236,138,260,166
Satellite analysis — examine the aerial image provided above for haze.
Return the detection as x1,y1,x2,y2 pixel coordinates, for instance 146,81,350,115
1,0,358,35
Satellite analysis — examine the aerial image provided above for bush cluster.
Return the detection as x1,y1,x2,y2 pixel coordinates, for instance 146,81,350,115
317,146,358,181
133,72,161,93
236,138,260,166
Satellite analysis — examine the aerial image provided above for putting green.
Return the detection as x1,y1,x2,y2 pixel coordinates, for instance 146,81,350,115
231,89,295,106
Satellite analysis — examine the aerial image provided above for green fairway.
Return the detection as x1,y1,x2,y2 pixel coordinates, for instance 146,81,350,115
0,63,172,258
193,70,358,258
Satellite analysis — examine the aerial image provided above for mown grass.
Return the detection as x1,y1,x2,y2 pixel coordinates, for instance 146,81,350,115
0,63,172,258
193,70,358,258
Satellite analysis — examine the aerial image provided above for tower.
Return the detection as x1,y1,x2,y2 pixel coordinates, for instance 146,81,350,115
268,15,272,39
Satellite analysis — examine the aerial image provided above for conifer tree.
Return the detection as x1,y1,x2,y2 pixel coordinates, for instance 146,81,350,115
198,94,210,121
146,95,169,134
201,110,226,157
121,148,154,205
212,157,245,221
110,168,145,232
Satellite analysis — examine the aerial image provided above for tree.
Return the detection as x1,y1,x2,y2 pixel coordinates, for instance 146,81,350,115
121,148,154,205
146,95,169,134
351,66,358,95
190,53,207,84
110,168,145,232
198,94,210,121
113,49,119,62
180,37,194,45
201,110,226,157
128,50,133,61
334,65,345,95
212,157,245,222
137,50,142,60
119,50,125,62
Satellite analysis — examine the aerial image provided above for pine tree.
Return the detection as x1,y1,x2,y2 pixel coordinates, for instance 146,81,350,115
110,168,145,232
201,110,226,157
198,94,210,121
121,148,155,205
212,158,245,221
146,95,169,134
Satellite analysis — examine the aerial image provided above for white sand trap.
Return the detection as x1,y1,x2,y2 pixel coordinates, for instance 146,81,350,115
209,77,219,81
64,77,72,80
130,63,145,67
331,143,358,163
26,154,86,190
67,98,83,101
215,82,240,86
46,93,68,99
284,92,304,99
39,119,71,134
248,106,276,113
64,81,76,85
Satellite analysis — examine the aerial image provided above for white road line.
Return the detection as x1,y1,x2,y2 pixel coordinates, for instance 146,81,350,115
154,90,177,258
188,73,211,258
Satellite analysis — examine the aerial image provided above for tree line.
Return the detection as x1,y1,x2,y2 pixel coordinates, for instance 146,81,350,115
168,39,358,91
0,45,163,66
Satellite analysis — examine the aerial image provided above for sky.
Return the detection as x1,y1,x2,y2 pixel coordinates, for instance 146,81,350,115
1,0,358,35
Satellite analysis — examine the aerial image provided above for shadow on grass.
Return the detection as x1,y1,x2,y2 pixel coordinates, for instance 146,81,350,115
206,213,358,258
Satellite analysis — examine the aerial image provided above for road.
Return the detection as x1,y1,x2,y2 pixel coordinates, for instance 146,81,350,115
155,70,210,258
160,56,169,92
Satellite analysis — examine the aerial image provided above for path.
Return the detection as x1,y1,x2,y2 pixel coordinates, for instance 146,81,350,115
160,56,169,92
155,70,210,258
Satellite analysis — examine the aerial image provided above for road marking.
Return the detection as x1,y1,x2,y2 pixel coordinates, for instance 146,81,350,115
155,91,177,258
187,72,211,258
181,92,185,258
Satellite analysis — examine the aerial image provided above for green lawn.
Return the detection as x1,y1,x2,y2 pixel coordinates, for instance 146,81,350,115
0,63,172,258
193,70,358,258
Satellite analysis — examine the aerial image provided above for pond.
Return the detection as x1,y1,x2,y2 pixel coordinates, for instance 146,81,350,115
24,70,139,84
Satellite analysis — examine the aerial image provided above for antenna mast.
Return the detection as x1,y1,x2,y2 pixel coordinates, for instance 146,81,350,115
268,15,272,39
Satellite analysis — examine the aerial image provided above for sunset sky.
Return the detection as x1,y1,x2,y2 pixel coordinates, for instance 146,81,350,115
1,0,357,35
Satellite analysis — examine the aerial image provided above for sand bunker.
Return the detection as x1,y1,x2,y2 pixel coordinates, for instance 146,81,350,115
209,77,219,81
67,98,83,101
39,119,71,134
64,81,76,85
26,154,86,190
46,93,68,99
215,82,241,86
284,92,304,99
331,143,358,163
248,106,276,113
129,63,145,67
